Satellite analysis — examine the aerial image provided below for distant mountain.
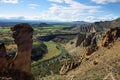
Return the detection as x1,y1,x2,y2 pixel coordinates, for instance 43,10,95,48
71,21,90,25
38,23,53,27
0,19,26,22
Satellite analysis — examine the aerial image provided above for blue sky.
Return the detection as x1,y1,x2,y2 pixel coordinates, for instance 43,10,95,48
0,0,120,22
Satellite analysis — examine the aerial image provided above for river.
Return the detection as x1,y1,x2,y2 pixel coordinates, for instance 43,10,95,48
32,45,67,68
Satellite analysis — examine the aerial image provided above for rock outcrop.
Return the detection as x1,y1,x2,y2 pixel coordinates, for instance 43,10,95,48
83,33,95,47
60,60,80,75
76,33,86,47
85,44,98,56
102,27,120,47
0,23,34,80
11,23,34,76
72,25,97,33
61,33,99,75
84,35,98,56
75,33,98,47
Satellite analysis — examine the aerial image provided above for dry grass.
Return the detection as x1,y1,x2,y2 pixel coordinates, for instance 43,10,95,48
65,38,120,80
39,38,120,80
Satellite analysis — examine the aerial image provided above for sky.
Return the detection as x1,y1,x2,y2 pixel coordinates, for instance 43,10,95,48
0,0,120,22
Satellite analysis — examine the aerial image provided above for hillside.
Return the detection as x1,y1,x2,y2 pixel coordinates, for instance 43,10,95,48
63,27,120,80
71,17,120,33
41,38,120,80
65,38,120,80
37,27,120,80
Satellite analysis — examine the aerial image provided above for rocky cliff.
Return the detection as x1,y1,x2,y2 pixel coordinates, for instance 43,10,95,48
72,25,97,33
60,27,120,76
72,17,120,33
102,27,120,47
64,38,120,80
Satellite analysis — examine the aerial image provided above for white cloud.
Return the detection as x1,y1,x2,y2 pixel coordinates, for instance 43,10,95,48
48,0,64,3
98,14,118,21
0,0,18,4
38,0,100,21
29,4,40,9
91,0,120,4
84,14,118,22
0,14,23,19
45,0,118,22
0,13,118,22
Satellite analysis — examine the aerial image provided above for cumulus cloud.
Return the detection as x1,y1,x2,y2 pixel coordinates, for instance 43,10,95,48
0,14,24,19
91,0,120,4
0,0,118,22
0,0,18,4
39,0,101,21
48,0,64,3
29,4,40,9
98,14,118,20
45,0,118,22
84,14,118,22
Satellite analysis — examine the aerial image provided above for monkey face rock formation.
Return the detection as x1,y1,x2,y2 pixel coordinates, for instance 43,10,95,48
11,23,33,75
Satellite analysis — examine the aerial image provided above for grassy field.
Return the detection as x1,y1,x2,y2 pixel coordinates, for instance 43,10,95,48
40,41,61,61
0,27,12,34
33,24,71,36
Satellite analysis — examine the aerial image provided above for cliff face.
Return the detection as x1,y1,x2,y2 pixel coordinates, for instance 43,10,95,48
72,25,97,33
75,33,99,47
75,33,86,47
102,27,120,47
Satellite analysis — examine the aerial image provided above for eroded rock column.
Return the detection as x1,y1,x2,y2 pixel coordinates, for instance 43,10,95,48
11,23,33,75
